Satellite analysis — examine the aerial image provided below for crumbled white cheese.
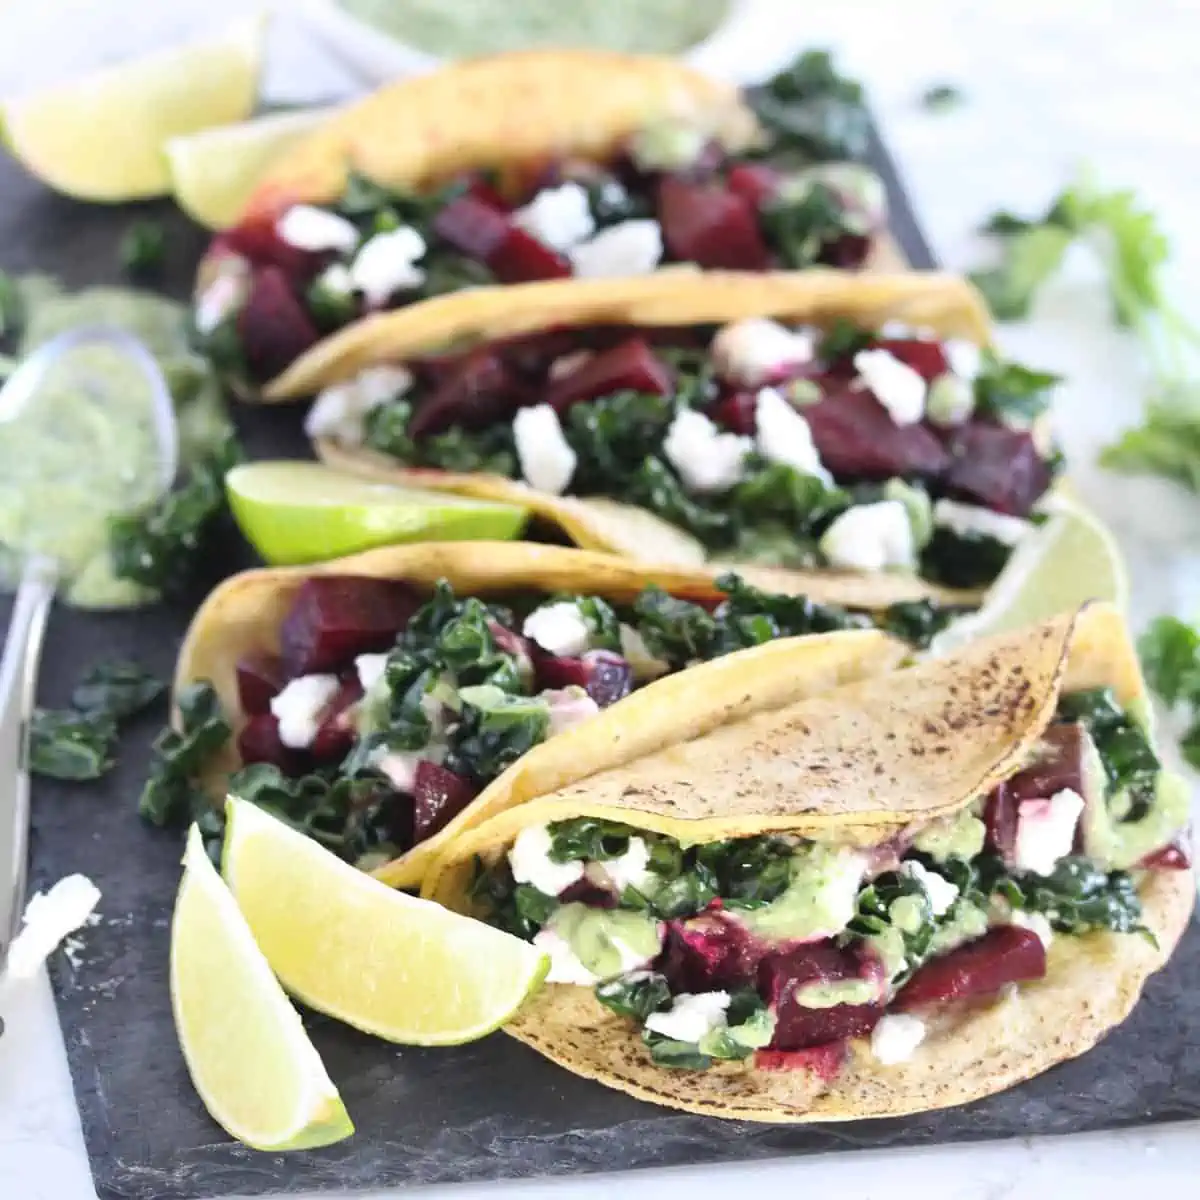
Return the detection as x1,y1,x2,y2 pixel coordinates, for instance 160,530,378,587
585,836,654,895
819,500,916,572
510,824,585,896
1010,909,1054,949
315,261,354,295
854,348,927,426
543,686,601,736
513,403,577,495
755,387,832,482
933,499,1033,547
351,226,427,305
304,363,413,444
903,860,959,917
663,408,752,494
568,219,663,278
270,674,340,749
619,623,670,682
194,260,250,335
354,652,389,694
6,875,101,980
644,991,731,1043
870,1013,926,1065
513,182,596,252
374,751,424,793
523,601,591,657
944,338,983,381
533,927,599,985
1014,788,1086,876
276,204,359,254
711,318,815,388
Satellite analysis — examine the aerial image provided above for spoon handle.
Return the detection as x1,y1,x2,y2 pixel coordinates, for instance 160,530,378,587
0,556,57,975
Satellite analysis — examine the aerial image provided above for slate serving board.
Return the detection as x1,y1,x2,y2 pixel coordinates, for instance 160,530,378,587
3,121,1198,1200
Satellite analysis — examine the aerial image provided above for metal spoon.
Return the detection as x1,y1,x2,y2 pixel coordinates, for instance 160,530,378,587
0,326,177,984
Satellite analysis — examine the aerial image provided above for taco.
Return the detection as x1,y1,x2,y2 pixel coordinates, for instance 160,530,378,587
174,540,946,889
261,270,1056,601
423,604,1194,1121
190,49,898,388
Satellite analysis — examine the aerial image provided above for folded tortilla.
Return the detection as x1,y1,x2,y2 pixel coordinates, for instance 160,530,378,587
424,604,1194,1121
263,270,990,603
175,541,910,889
242,50,762,217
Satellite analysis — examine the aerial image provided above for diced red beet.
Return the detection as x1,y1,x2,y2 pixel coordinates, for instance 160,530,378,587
656,176,772,271
896,926,1046,1010
558,879,619,908
754,1042,848,1080
943,421,1053,516
726,163,783,209
534,654,589,691
279,577,422,676
236,652,286,715
544,337,672,414
412,761,479,844
308,678,364,763
582,650,634,708
760,942,886,1050
467,176,512,211
661,913,768,993
431,193,512,262
237,266,321,382
238,713,302,773
407,349,524,440
219,210,323,280
489,226,573,283
817,233,872,269
804,381,951,480
1141,837,1193,870
710,389,758,435
870,338,950,382
983,782,1019,863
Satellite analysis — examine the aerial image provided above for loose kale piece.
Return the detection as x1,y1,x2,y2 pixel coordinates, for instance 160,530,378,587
335,172,466,229
30,709,118,781
629,456,734,544
71,660,166,720
919,526,1013,590
305,273,358,330
119,221,167,279
848,868,936,980
746,50,871,162
595,971,673,1021
921,83,964,112
972,350,1061,426
714,572,871,642
630,587,720,664
138,681,231,828
109,432,243,597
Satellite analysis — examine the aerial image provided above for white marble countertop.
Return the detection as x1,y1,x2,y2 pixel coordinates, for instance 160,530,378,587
2,1,1199,1197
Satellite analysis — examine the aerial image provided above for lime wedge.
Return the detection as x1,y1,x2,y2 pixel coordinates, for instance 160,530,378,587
2,17,265,201
167,108,331,230
227,460,529,565
171,825,353,1151
932,499,1128,654
222,798,549,1044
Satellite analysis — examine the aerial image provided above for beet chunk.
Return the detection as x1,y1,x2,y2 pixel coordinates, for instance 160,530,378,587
657,176,772,270
407,349,524,440
280,577,422,676
660,914,767,993
236,652,286,715
726,163,783,210
818,233,872,269
489,227,573,283
238,713,301,773
760,942,886,1049
871,337,949,382
237,266,321,381
534,654,589,691
431,194,512,261
896,926,1047,1010
308,677,364,763
710,389,758,436
942,421,1053,516
582,650,634,707
1141,836,1193,870
544,337,672,414
754,1042,847,1079
220,210,322,280
412,761,479,844
805,381,951,480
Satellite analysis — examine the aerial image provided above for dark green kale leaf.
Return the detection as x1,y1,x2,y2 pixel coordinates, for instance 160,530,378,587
446,688,549,784
363,400,417,460
363,400,515,474
138,681,231,828
564,390,679,492
629,456,734,545
919,526,1013,590
848,867,938,980
30,709,117,781
1056,687,1160,809
109,432,243,597
595,971,672,1021
819,316,874,362
467,857,558,939
972,350,1061,426
584,177,653,227
417,250,494,299
570,595,622,652
642,989,773,1069
998,856,1150,940
760,183,861,268
71,660,166,720
880,600,971,650
119,220,167,279
695,836,795,909
714,572,870,642
305,273,358,331
630,587,719,664
336,172,466,231
642,1034,713,1070
547,817,635,864
729,460,849,540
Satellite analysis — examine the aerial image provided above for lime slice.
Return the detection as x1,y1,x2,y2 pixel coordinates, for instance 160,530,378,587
1,17,265,201
932,499,1128,654
171,825,353,1151
222,798,549,1045
227,460,530,565
167,108,331,230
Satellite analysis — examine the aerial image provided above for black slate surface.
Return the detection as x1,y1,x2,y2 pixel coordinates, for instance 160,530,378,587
2,124,1198,1200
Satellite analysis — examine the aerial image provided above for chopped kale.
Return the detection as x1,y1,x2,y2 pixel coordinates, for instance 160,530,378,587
30,708,117,781
564,390,678,493
305,273,358,330
972,350,1061,426
595,971,673,1021
447,689,550,784
336,172,466,230
468,857,559,940
643,989,775,1070
547,818,636,864
919,526,1013,590
819,316,874,362
881,599,970,649
1057,687,1161,812
119,221,167,279
760,183,863,268
362,400,516,475
71,660,166,720
695,836,795,909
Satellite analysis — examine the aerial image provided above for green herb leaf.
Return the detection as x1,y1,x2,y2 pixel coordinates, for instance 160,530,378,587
1004,855,1148,938
547,817,635,864
970,223,1074,320
1140,616,1200,706
973,350,1061,426
760,182,861,268
643,1033,713,1070
921,83,963,112
1100,382,1200,492
30,708,117,780
71,660,165,720
119,221,167,278
305,273,358,331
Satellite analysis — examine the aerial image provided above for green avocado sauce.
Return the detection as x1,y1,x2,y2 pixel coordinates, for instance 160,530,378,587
1086,769,1191,871
552,903,662,979
337,0,730,57
794,976,880,1009
911,807,987,863
737,844,863,943
0,278,230,609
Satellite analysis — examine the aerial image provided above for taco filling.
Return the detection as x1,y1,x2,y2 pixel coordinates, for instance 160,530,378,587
468,686,1190,1073
194,52,886,385
306,316,1061,589
210,570,956,867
